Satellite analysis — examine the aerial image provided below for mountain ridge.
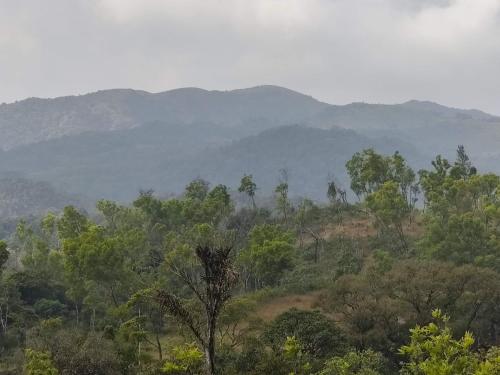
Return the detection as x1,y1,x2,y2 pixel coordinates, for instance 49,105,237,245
2,85,498,151
2,85,500,208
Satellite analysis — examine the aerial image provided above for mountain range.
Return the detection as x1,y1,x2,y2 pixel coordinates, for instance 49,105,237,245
1,85,500,216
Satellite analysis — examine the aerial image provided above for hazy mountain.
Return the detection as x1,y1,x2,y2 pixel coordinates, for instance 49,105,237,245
0,86,327,150
0,176,82,218
0,121,235,201
309,100,500,157
184,125,424,200
0,124,422,202
1,85,500,209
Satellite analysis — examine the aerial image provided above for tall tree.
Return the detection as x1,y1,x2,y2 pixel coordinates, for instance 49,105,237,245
238,174,257,209
157,245,238,375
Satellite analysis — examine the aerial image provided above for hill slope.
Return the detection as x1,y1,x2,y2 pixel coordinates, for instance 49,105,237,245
0,125,422,202
309,100,500,157
0,86,327,150
0,176,82,218
2,85,500,207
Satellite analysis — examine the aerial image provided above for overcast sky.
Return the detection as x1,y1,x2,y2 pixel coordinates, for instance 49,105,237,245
1,0,499,114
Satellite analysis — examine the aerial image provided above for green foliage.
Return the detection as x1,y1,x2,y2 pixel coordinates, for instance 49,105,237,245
24,349,59,375
347,149,417,253
275,169,292,222
184,178,210,201
283,336,312,375
239,224,296,287
239,174,257,208
263,309,346,359
0,240,8,270
419,147,500,269
399,309,479,375
57,206,89,240
318,350,387,375
346,149,417,206
366,182,408,226
162,343,204,374
6,147,500,375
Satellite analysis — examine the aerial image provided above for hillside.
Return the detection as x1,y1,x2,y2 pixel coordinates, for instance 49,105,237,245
0,86,328,150
0,125,420,202
186,125,423,200
0,176,82,218
309,100,500,157
1,85,500,206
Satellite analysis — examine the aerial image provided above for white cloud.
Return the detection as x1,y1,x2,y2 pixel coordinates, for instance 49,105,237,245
405,0,500,46
0,0,499,113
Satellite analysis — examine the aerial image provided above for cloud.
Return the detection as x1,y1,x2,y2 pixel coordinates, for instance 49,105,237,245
0,0,499,114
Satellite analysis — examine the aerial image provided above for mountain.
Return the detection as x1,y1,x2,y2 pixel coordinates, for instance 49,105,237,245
0,86,328,150
309,100,500,157
0,124,422,202
1,85,500,208
185,125,423,200
0,121,235,201
0,176,83,218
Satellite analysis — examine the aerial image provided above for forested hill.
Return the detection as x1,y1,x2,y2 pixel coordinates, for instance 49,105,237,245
0,86,327,150
0,125,422,203
0,176,82,218
1,85,500,209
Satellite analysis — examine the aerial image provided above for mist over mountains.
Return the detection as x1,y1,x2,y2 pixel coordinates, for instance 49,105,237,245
1,85,500,215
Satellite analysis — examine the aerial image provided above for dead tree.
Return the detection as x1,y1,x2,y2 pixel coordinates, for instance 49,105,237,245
157,245,238,375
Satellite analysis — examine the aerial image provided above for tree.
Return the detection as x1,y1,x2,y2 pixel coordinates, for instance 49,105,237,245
157,245,238,375
450,145,476,180
0,240,9,271
325,259,500,357
185,178,210,201
162,343,205,374
57,206,89,240
24,349,59,375
346,149,392,200
239,174,257,209
282,336,312,375
327,179,347,205
365,181,410,252
318,350,387,375
275,169,291,224
263,308,346,359
418,149,500,269
295,199,324,261
399,309,480,375
346,149,418,207
238,224,295,288
202,184,233,225
125,287,166,361
346,150,418,252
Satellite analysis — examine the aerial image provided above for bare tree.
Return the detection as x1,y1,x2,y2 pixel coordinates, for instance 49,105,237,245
157,245,238,375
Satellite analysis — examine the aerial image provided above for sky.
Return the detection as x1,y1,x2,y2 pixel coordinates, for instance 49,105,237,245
1,0,500,114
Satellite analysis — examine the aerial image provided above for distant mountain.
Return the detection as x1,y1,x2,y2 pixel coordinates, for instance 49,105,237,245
185,125,424,200
0,176,82,218
0,86,328,150
0,124,423,202
0,121,236,201
309,100,500,157
1,85,500,209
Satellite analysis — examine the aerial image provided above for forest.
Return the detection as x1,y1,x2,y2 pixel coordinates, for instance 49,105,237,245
1,146,500,375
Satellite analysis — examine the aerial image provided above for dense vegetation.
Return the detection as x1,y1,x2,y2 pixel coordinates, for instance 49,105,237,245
2,146,500,374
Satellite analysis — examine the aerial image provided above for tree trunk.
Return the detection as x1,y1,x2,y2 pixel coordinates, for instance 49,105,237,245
205,316,217,375
75,303,79,326
155,331,163,361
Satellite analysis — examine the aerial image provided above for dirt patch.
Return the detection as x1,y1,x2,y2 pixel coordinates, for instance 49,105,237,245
323,218,376,239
